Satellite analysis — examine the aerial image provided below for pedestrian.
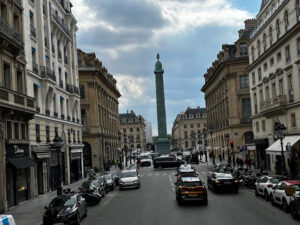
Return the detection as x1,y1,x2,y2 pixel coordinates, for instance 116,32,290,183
236,157,240,167
228,155,231,166
260,160,265,174
240,159,244,168
219,154,222,162
222,151,225,161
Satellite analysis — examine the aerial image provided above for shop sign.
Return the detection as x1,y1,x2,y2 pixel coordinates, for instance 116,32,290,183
6,144,29,158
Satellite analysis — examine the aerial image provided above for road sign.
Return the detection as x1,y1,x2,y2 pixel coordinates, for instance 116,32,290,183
285,186,296,196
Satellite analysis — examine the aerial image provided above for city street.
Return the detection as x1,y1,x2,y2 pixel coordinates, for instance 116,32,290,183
80,163,298,225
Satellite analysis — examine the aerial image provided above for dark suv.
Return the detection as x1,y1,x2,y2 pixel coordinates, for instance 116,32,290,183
153,157,184,169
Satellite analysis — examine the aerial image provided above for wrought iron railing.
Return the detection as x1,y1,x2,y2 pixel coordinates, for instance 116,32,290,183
0,17,23,48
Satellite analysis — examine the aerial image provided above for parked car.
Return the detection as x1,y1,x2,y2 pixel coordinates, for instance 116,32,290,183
43,191,87,225
290,188,300,219
153,156,184,169
175,177,207,205
271,180,300,212
255,175,287,200
207,172,239,193
119,169,140,190
110,171,120,186
104,173,116,191
80,182,101,206
96,175,109,193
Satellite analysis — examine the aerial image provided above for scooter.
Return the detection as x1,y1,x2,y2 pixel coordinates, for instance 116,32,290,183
78,186,101,206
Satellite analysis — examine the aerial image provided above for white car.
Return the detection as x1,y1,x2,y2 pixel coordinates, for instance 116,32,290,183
270,180,300,212
0,215,16,225
119,169,140,190
255,175,287,200
140,153,151,167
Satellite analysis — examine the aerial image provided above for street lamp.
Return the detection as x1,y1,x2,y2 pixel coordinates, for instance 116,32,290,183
274,121,287,175
210,130,215,165
197,130,202,160
203,128,208,163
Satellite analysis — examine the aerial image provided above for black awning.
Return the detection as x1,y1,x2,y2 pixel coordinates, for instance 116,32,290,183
8,157,35,169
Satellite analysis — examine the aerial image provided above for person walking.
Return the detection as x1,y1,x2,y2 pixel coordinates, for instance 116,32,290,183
240,158,244,168
137,157,141,170
219,154,222,163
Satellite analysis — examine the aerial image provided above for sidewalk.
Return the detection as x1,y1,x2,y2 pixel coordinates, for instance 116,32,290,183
6,163,135,225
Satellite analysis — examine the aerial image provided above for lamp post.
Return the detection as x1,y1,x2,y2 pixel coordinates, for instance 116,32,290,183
274,121,287,175
203,128,208,163
210,130,215,165
197,130,202,160
51,132,64,196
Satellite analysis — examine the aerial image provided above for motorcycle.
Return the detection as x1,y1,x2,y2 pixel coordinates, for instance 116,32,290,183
232,168,246,186
243,170,258,188
78,186,101,206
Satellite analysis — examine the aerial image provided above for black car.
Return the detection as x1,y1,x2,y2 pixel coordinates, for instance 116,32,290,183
43,192,87,225
291,193,300,219
207,172,239,193
153,156,184,169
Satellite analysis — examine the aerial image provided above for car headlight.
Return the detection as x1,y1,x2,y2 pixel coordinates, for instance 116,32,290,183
120,182,124,185
134,180,139,184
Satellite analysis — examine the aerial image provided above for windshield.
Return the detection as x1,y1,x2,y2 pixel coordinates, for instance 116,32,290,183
216,174,233,179
140,155,150,160
181,172,196,177
91,180,99,187
270,178,284,184
121,171,137,178
292,185,300,191
182,181,202,186
50,196,76,208
98,177,104,183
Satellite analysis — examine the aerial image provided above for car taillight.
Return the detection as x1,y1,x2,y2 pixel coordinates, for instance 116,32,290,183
234,180,238,183
215,180,220,183
267,184,273,188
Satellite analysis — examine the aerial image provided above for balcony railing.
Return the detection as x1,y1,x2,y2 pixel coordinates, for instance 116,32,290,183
0,86,35,113
260,95,287,113
30,25,37,38
50,11,71,38
0,17,23,48
32,62,39,75
40,66,56,82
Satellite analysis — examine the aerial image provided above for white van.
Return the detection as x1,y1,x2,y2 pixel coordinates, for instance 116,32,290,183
140,152,151,167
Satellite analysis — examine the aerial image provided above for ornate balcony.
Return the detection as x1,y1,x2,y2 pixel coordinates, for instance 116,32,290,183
0,86,35,114
50,10,71,38
0,17,23,49
40,66,56,82
259,95,287,118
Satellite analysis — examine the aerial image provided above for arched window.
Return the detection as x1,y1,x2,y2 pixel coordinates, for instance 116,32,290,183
263,33,267,52
251,46,255,62
276,19,280,39
269,26,273,45
284,10,289,31
239,42,248,56
257,40,261,56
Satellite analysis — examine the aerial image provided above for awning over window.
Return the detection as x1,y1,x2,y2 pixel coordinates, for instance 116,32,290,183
8,157,35,169
266,135,300,153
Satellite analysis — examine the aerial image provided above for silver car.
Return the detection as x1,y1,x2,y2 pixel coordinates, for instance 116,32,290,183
119,169,140,190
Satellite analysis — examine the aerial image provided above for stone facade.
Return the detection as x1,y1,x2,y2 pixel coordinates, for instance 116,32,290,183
78,49,121,172
23,0,83,200
0,0,36,212
119,111,146,154
201,20,255,162
172,107,207,152
248,0,300,176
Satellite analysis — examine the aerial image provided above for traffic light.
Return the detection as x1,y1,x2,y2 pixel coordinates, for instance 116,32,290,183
230,140,234,149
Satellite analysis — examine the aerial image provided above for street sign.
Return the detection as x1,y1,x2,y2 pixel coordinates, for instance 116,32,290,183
285,186,296,196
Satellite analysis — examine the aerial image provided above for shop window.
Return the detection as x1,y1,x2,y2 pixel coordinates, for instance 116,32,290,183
17,169,27,193
6,121,12,139
46,126,50,143
14,122,19,139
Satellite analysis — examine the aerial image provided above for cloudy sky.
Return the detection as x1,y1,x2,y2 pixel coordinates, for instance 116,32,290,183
72,0,261,135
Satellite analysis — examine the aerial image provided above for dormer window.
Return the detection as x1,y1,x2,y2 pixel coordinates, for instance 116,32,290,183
239,42,247,56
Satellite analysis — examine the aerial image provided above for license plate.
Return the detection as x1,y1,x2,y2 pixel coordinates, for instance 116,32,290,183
189,194,198,197
224,182,232,184
54,223,64,225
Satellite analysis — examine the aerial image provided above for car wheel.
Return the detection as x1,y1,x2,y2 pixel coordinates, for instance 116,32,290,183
282,199,289,213
255,188,259,196
270,195,276,206
264,190,269,201
291,205,300,220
